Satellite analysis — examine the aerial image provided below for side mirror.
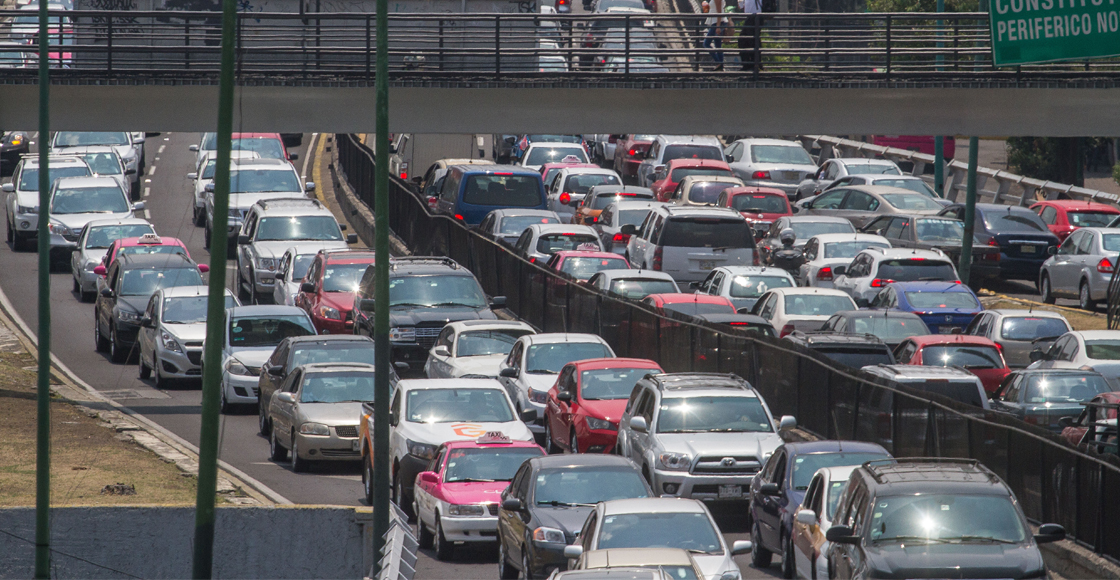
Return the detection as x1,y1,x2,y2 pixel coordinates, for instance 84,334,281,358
99,287,113,297
93,265,107,276
825,525,859,545
491,296,507,309
557,391,572,403
629,416,648,433
730,540,753,555
1029,349,1045,362
389,411,398,426
433,345,451,357
758,482,780,496
132,201,145,211
189,145,199,152
778,415,797,432
289,153,299,161
411,177,423,185
340,224,348,231
360,298,377,311
502,498,524,511
1,184,13,193
620,224,637,236
187,172,198,180
832,265,846,277
688,281,700,290
500,366,519,378
393,361,411,372
205,183,215,193
1034,523,1065,544
563,545,584,559
267,366,285,376
347,233,359,244
275,392,295,404
1058,416,1075,428
305,181,315,191
198,264,210,273
125,168,137,176
140,316,154,328
300,282,316,294
796,509,817,525
418,471,440,485
801,200,814,209
520,409,538,422
237,235,251,245
1047,245,1058,255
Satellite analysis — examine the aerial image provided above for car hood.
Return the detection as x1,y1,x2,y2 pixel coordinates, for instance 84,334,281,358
689,553,737,580
447,354,508,378
401,419,534,446
226,347,277,368
228,191,303,210
656,431,782,460
533,505,595,536
81,248,109,265
116,296,147,315
52,211,132,231
436,481,509,505
162,322,208,343
863,541,1044,579
389,306,496,327
15,191,40,208
253,240,348,260
297,402,367,426
577,399,628,423
523,373,560,393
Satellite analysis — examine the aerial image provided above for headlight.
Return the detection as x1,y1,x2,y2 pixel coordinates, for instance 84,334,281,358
447,504,486,516
389,327,416,342
16,205,37,215
257,257,276,271
298,422,330,436
407,439,436,460
84,260,100,271
117,310,141,323
160,331,183,353
585,416,616,431
225,359,250,375
658,452,692,471
48,222,70,236
532,527,566,544
318,305,342,320
228,208,242,218
719,571,741,580
528,387,549,404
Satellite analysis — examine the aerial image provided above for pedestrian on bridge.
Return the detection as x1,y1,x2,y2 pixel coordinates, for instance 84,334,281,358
737,0,762,71
701,1,728,71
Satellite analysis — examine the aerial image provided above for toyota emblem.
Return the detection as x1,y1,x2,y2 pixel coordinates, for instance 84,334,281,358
944,315,953,322
721,457,736,467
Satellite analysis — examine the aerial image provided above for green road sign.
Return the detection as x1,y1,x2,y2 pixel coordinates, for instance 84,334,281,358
990,0,1120,66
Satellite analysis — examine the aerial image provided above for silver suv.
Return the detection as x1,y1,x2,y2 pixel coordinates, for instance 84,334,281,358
204,158,314,255
615,373,795,502
624,205,758,284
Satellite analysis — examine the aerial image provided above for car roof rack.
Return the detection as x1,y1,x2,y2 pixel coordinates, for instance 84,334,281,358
646,372,749,391
862,458,997,484
254,198,323,210
389,256,460,270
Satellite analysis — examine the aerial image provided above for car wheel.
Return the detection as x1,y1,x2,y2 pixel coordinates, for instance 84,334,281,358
153,357,166,389
258,399,271,436
570,430,579,454
433,516,453,561
5,217,11,244
363,455,374,505
94,316,109,352
249,269,258,305
269,429,288,461
498,540,519,580
109,325,127,363
751,518,773,568
417,514,434,549
194,206,206,227
72,276,80,294
291,433,308,473
544,421,558,454
1080,280,1096,311
220,387,231,415
204,224,211,250
1040,274,1056,304
139,354,151,379
782,531,795,579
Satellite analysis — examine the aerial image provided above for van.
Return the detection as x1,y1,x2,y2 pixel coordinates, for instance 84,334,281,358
434,164,547,226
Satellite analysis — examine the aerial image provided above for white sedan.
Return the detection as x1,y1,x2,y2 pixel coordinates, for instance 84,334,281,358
424,320,536,379
1028,330,1120,388
790,465,860,580
749,287,857,338
797,233,892,288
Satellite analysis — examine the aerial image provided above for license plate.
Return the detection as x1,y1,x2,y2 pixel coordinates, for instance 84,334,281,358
938,326,960,334
1021,245,1037,254
351,440,360,451
699,260,717,270
718,485,743,499
782,171,800,180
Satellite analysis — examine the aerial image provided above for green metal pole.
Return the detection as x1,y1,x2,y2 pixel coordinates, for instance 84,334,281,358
34,0,51,576
372,0,391,569
959,136,979,287
933,0,944,196
192,0,237,575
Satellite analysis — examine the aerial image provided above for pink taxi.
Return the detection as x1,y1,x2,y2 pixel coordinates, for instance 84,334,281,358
412,434,544,561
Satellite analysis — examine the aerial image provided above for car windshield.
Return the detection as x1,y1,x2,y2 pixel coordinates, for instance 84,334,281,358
162,295,237,324
464,175,543,207
537,233,599,254
662,302,734,316
846,163,900,175
565,174,620,194
750,144,814,165
443,447,544,483
55,131,130,146
119,245,187,260
823,241,890,259
19,165,91,191
609,278,678,299
299,371,375,403
660,218,753,248
528,135,583,144
904,291,979,309
581,367,655,400
999,317,1069,341
599,0,646,8
84,224,154,249
456,329,533,357
560,256,629,280
874,259,956,282
914,218,966,242
792,452,889,490
499,215,558,234
526,342,613,373
389,274,487,308
202,160,218,180
871,178,937,197
229,169,301,193
670,167,733,182
618,209,654,227
869,494,1028,544
827,481,847,519
663,145,722,162
406,388,514,422
256,216,342,242
784,294,854,316
596,512,722,553
848,316,928,342
1068,211,1116,227
526,146,588,166
591,193,653,209
533,468,649,505
1024,374,1111,403
922,345,1003,369
881,193,942,211
657,395,771,433
321,262,371,292
1102,234,1120,253
790,221,855,239
51,186,129,214
1085,340,1120,360
228,315,314,347
290,343,375,367
728,275,793,298
79,153,121,175
981,208,1048,233
231,138,285,159
686,182,739,204
119,268,204,296
290,255,315,280
818,347,893,367
729,194,788,214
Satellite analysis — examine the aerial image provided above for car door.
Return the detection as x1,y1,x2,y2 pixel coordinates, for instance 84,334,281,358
506,465,534,564
792,474,822,579
415,447,445,530
547,365,575,446
272,368,302,447
882,217,913,249
1048,231,1081,296
832,253,869,297
138,293,160,367
294,257,321,311
627,389,655,469
860,215,894,237
547,172,565,215
98,263,122,339
238,210,259,286
427,327,455,378
499,341,526,409
803,189,848,217
259,339,291,410
1074,229,1097,288
991,374,1023,417
837,190,881,228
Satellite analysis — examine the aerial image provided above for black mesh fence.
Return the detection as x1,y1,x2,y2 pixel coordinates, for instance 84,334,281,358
337,133,1120,562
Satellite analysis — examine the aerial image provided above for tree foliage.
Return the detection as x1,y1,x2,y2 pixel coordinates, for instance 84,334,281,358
866,0,978,12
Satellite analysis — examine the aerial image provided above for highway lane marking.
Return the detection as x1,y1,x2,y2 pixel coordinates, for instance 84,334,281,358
300,133,318,182
148,165,157,176
158,144,166,154
143,187,150,198
144,209,151,219
311,134,327,205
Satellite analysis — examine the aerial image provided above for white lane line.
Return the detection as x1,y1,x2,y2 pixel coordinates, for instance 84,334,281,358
143,187,150,198
144,209,151,219
163,137,170,141
158,144,166,154
299,133,318,181
144,178,152,183
148,165,157,176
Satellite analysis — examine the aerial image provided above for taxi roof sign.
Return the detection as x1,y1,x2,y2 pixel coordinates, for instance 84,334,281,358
477,432,511,444
137,233,163,245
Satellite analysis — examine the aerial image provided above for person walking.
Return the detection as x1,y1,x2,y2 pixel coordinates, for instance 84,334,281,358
737,0,762,71
701,1,726,71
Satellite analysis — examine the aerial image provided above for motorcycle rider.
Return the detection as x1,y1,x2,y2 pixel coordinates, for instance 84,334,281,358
768,227,804,276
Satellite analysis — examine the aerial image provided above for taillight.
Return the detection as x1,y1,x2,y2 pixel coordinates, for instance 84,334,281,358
629,148,637,156
613,233,631,243
1099,257,1115,273
653,247,663,270
454,214,464,221
752,171,771,180
728,322,748,326
427,196,438,209
816,267,833,281
559,192,571,205
400,171,408,180
530,257,537,263
870,278,894,287
779,324,795,337
988,238,1000,246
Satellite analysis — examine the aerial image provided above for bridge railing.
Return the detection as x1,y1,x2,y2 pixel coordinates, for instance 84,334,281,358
3,9,1120,80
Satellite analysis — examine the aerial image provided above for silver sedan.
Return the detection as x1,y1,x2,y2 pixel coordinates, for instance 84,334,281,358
70,218,155,302
137,285,240,387
1039,227,1120,310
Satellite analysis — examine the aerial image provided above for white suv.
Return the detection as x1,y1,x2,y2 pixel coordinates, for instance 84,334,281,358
625,205,757,284
797,233,892,288
204,158,314,254
636,135,724,188
831,247,959,306
4,155,91,251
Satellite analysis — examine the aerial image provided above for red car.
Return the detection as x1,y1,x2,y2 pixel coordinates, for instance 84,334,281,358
893,334,1011,393
1060,391,1120,448
294,249,375,334
95,234,195,275
540,162,599,189
1030,200,1120,243
544,357,663,453
612,135,655,180
651,159,734,202
545,250,629,282
716,186,792,237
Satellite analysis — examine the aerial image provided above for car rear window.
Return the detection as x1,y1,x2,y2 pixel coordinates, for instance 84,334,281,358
229,169,301,193
609,278,678,299
463,175,543,207
564,173,620,194
823,240,890,259
904,290,979,309
591,192,653,209
881,193,942,211
871,178,936,197
815,347,893,368
750,144,814,165
1103,234,1120,252
686,182,739,204
784,294,854,316
79,153,121,175
618,209,653,227
659,218,754,249
1085,340,1120,360
1067,211,1116,227
662,302,734,316
790,221,855,239
525,146,588,166
729,193,788,214
1024,374,1110,403
537,233,599,254
999,317,1069,341
19,165,91,191
921,345,1003,369
874,259,956,282
670,167,734,182
908,380,985,407
848,316,928,342
499,215,559,234
981,208,1048,233
456,329,533,357
560,256,629,279
845,163,900,175
914,218,965,242
663,145,722,162
728,275,793,298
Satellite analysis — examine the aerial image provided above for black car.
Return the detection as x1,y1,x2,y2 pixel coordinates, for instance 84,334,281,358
990,368,1112,431
826,458,1065,580
494,134,518,164
257,334,399,436
94,254,206,363
860,213,1001,285
937,203,1059,282
748,440,891,577
497,454,652,579
352,257,505,373
819,310,930,350
782,331,896,368
0,131,29,176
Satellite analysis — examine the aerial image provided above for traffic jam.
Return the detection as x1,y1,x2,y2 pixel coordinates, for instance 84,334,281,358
5,129,1111,579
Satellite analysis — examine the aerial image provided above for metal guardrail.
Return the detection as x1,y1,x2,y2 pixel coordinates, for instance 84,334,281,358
370,502,417,580
3,10,1120,82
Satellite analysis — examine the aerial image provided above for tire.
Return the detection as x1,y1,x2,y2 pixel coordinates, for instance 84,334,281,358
5,218,11,243
73,276,80,294
291,433,308,473
249,269,258,305
12,231,27,252
433,516,453,561
417,515,434,549
498,540,519,580
109,325,127,363
204,224,211,250
94,315,109,352
1080,280,1097,311
544,421,559,454
220,387,231,414
259,398,271,436
139,354,151,379
782,532,795,579
269,429,288,461
522,551,535,580
238,266,251,303
153,358,167,389
363,455,374,505
1040,274,1056,304
570,430,579,454
751,518,773,569
194,206,206,227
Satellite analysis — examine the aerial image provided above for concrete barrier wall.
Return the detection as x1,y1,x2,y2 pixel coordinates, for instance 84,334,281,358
0,506,372,579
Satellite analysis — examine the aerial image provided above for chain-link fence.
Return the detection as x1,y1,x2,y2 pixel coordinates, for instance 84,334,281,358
337,133,1120,562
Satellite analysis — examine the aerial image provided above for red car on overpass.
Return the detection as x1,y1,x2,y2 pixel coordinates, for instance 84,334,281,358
893,334,1011,393
544,357,663,453
651,159,734,202
1029,200,1120,243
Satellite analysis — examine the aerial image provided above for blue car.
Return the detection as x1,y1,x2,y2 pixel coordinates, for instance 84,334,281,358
870,280,983,334
432,164,547,226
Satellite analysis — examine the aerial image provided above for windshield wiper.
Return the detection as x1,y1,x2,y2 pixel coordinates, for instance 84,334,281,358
389,302,431,308
448,478,498,483
875,535,951,544
429,302,484,308
536,500,594,507
939,536,1019,544
917,276,946,281
686,549,724,555
526,369,558,375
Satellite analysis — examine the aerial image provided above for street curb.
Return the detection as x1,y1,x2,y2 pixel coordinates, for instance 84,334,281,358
983,292,1107,319
326,134,412,258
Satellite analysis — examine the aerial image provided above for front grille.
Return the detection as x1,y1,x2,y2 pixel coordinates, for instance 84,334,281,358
691,456,760,475
487,503,499,516
184,341,203,347
187,351,202,365
335,425,359,438
415,326,442,349
320,449,360,457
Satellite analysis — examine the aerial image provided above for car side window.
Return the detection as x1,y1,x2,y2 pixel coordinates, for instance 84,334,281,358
1039,206,1058,224
1061,338,1079,361
727,142,742,162
599,207,612,226
557,366,575,395
648,215,665,244
814,189,847,209
624,384,644,415
849,486,870,535
390,389,402,422
1057,232,1079,255
509,465,530,500
436,327,454,351
637,389,656,424
578,512,599,550
758,294,776,319
975,314,992,337
895,341,916,364
1003,375,1023,402
145,294,159,322
759,450,780,481
770,451,787,487
824,162,840,180
802,239,818,261
515,230,532,252
282,369,302,393
841,191,878,211
862,216,892,236
883,217,906,240
1076,231,1095,255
